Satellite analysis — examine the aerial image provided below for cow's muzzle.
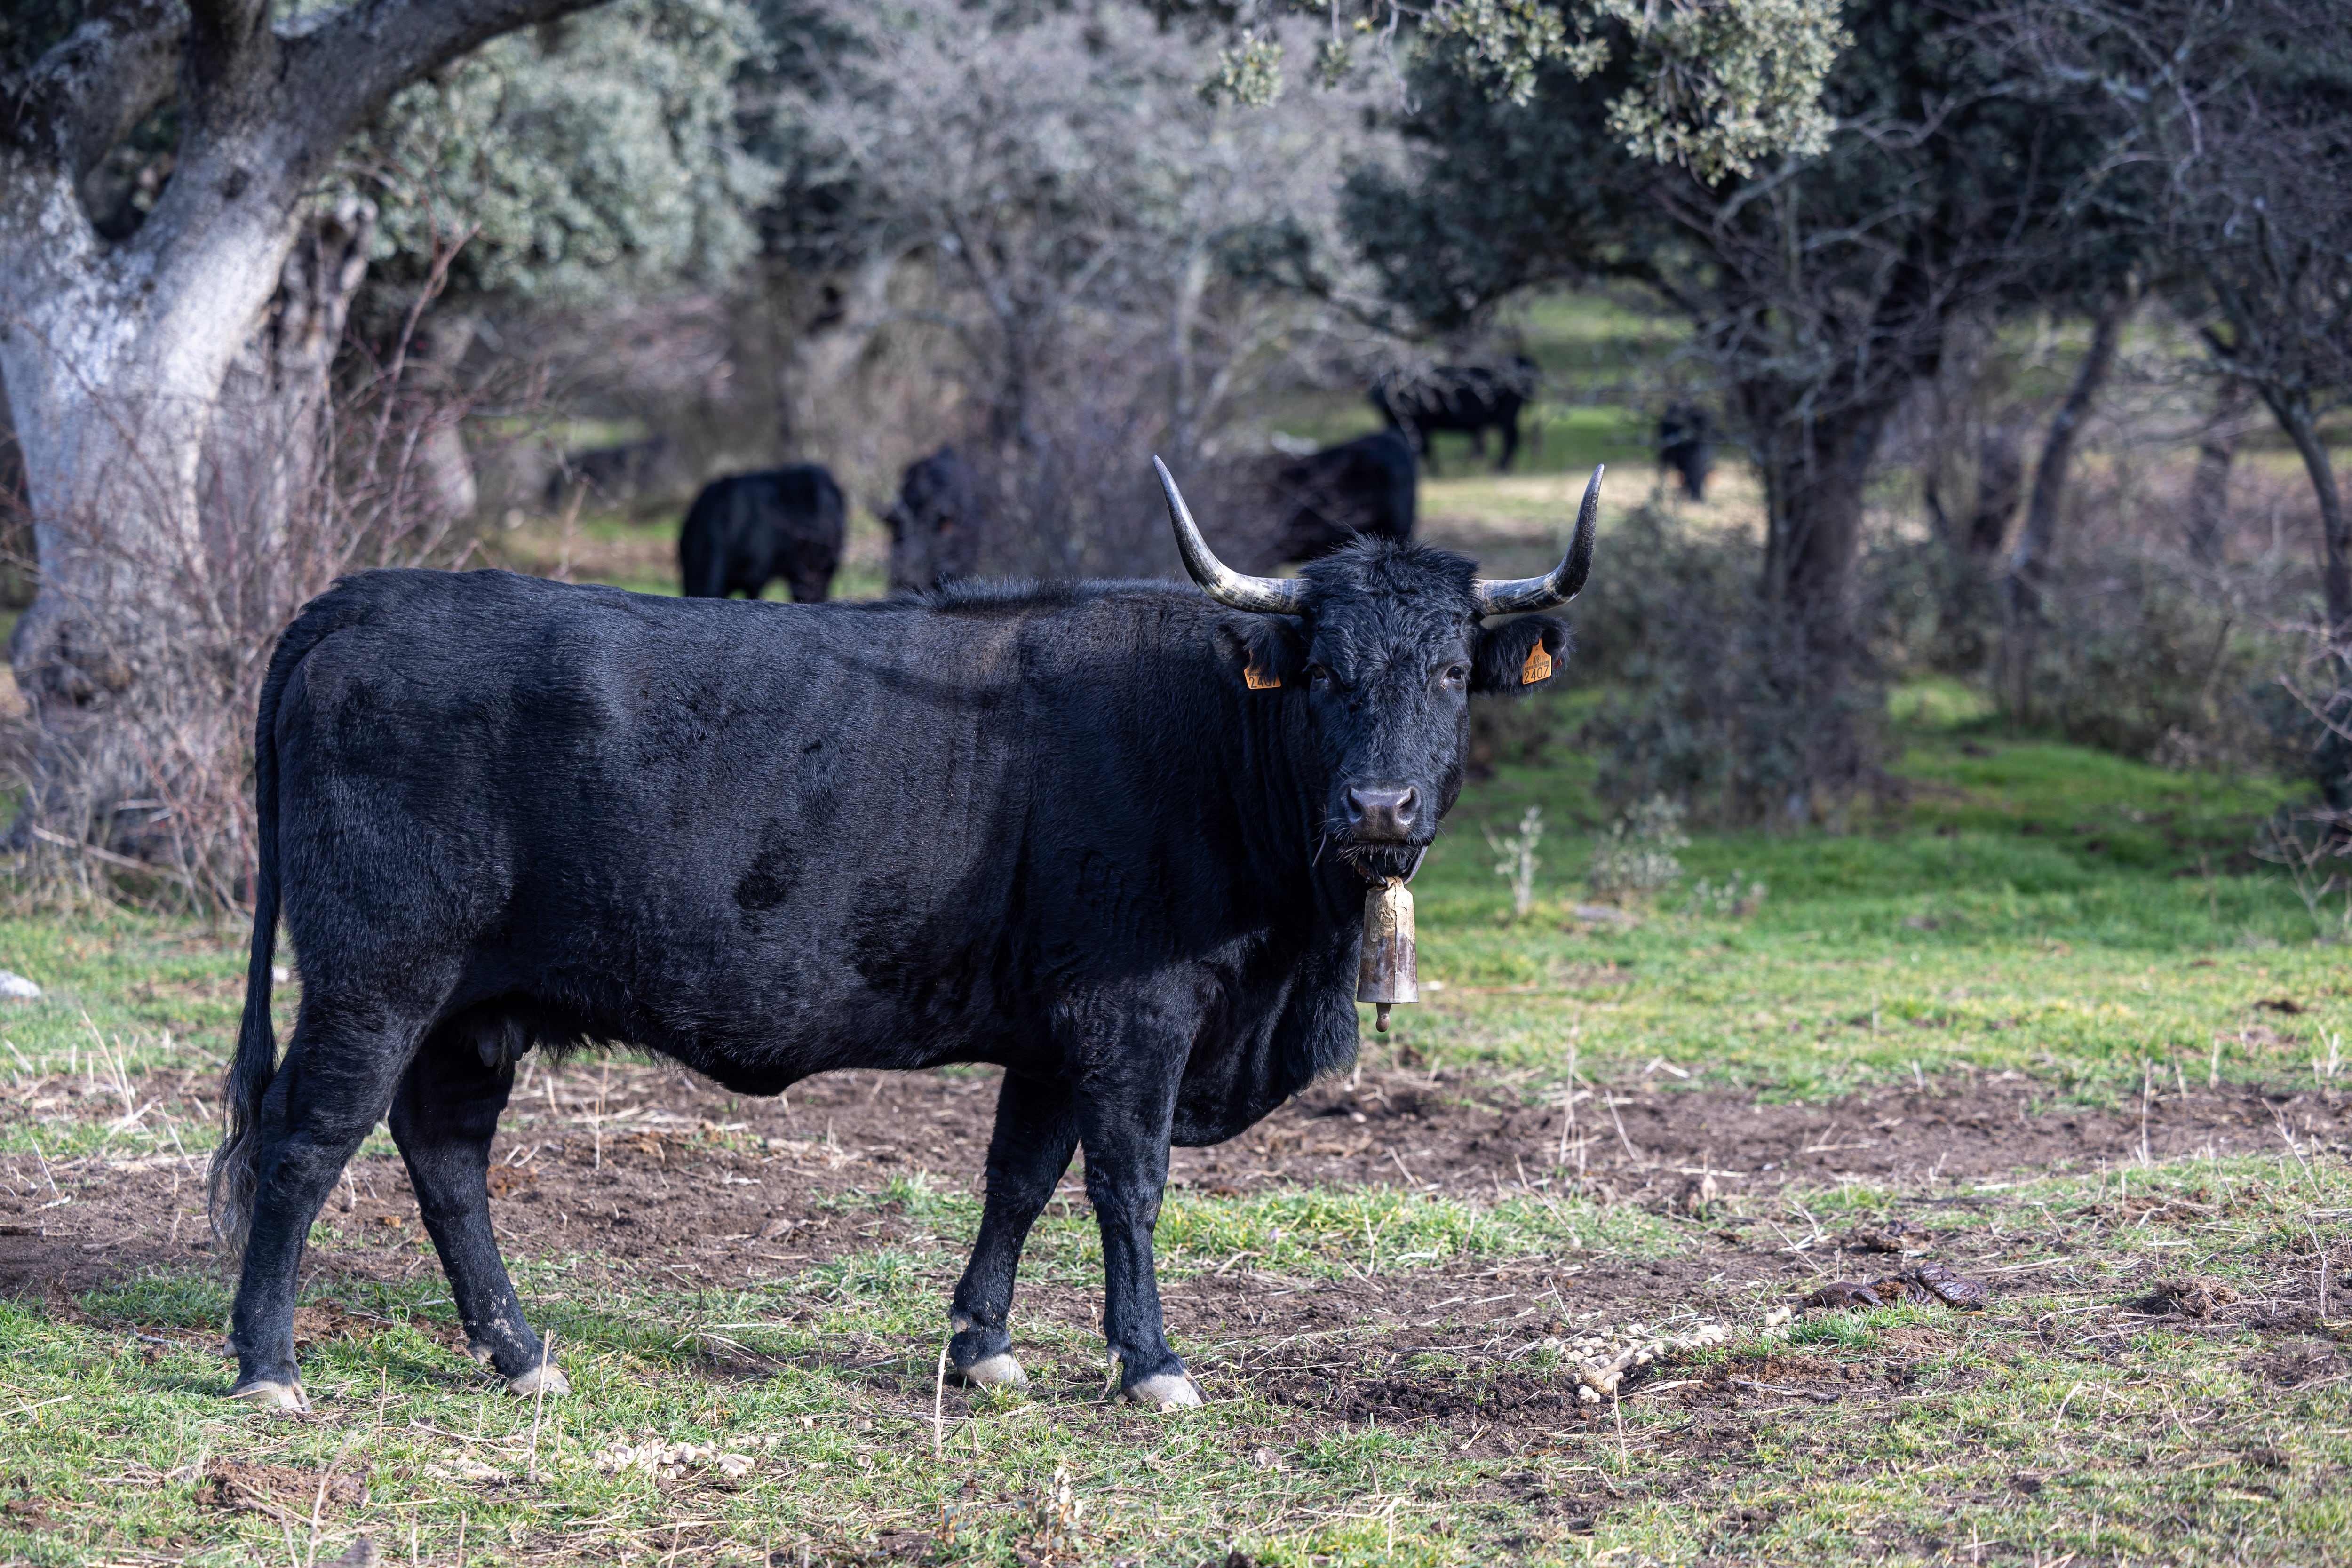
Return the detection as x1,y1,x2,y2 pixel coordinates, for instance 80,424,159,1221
1344,785,1420,840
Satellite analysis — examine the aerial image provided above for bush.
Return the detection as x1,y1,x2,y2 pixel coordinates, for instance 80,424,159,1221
1585,794,1689,902
1571,506,1884,822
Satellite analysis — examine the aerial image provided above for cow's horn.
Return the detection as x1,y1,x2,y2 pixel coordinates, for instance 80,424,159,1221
1154,456,1305,614
1472,464,1603,615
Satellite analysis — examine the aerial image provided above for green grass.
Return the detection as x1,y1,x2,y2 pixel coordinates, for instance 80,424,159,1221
0,694,2347,1564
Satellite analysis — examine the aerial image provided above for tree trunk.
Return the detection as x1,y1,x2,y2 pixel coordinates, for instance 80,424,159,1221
2263,387,2352,644
0,158,297,856
0,0,612,876
201,197,376,606
2006,294,2129,615
1924,424,2025,563
2185,376,2253,565
2002,292,2130,721
1168,240,1209,475
0,166,372,868
1751,391,1893,805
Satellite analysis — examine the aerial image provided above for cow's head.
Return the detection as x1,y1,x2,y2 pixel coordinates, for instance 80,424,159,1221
887,448,983,594
1156,457,1598,877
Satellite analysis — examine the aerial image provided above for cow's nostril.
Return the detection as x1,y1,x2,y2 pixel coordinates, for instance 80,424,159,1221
1346,785,1419,839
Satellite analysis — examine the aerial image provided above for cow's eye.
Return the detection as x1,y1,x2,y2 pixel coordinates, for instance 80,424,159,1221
1444,663,1469,685
1307,663,1334,690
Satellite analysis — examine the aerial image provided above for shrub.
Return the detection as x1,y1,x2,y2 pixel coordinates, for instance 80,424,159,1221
1571,506,1884,822
1586,794,1689,902
1484,806,1543,918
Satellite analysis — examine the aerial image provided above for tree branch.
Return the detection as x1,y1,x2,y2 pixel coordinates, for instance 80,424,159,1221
2,0,182,182
277,0,612,184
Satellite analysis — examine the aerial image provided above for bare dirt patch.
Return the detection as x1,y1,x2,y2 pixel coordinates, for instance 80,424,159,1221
3,1062,2345,1305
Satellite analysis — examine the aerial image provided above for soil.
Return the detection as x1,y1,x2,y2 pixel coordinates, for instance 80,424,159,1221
1,1060,2344,1456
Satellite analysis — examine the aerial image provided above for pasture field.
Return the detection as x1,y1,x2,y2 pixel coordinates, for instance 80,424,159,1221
0,697,2346,1567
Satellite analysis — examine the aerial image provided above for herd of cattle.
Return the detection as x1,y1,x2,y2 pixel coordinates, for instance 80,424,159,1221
660,363,1712,604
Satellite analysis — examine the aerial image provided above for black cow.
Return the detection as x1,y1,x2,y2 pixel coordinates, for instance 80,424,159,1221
677,465,846,603
543,435,674,508
886,446,986,593
1657,403,1714,501
207,463,1603,1412
1256,431,1417,567
1368,357,1539,474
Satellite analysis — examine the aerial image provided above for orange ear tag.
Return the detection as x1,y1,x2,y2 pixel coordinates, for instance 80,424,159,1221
1245,663,1282,690
1521,641,1554,685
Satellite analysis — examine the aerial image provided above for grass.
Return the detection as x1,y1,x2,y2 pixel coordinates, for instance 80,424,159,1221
0,685,2348,1563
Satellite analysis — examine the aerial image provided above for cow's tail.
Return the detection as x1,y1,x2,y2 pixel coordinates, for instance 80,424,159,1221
207,613,318,1260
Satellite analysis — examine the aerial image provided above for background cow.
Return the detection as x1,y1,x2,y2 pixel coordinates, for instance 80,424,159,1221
1368,357,1539,474
677,464,847,602
207,463,1600,1414
886,446,987,593
1657,403,1714,501
1248,430,1417,568
542,435,676,508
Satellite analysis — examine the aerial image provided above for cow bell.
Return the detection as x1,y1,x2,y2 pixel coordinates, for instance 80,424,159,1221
1356,876,1418,1032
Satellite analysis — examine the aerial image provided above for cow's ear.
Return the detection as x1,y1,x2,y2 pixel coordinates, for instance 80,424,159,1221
1214,615,1306,692
1471,615,1568,696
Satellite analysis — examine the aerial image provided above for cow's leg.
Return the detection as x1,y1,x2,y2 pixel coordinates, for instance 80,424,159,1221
1072,1030,1196,1410
227,1013,423,1408
947,1072,1079,1390
389,1025,562,1395
1498,414,1520,471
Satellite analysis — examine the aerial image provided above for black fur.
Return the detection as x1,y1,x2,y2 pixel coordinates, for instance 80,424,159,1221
209,541,1576,1401
1368,358,1538,474
678,465,846,602
1657,403,1714,501
1254,431,1417,567
886,446,987,593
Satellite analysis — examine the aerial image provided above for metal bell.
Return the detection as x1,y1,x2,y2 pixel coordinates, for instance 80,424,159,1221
1356,876,1418,1031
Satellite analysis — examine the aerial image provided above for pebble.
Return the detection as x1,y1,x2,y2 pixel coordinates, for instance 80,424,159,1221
0,971,40,1000
593,1441,755,1478
1553,1316,1735,1398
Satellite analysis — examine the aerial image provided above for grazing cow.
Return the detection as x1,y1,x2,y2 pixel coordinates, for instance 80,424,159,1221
1255,431,1418,567
1657,403,1714,501
678,465,846,603
207,462,1604,1412
543,435,674,508
886,446,987,593
1368,357,1539,474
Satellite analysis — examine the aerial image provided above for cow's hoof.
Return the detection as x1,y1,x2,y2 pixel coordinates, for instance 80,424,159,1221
507,1363,569,1398
1122,1373,1202,1410
228,1378,308,1411
955,1353,1029,1391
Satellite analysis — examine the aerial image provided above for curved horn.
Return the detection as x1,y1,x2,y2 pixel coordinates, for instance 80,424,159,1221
1154,456,1305,614
1472,464,1602,616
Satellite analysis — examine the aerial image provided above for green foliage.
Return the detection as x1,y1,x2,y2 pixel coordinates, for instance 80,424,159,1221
1585,792,1686,900
1200,28,1287,108
1421,0,1844,179
356,0,777,301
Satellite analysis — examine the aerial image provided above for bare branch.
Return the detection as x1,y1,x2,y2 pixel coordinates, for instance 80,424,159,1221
276,0,612,185
2,0,182,182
